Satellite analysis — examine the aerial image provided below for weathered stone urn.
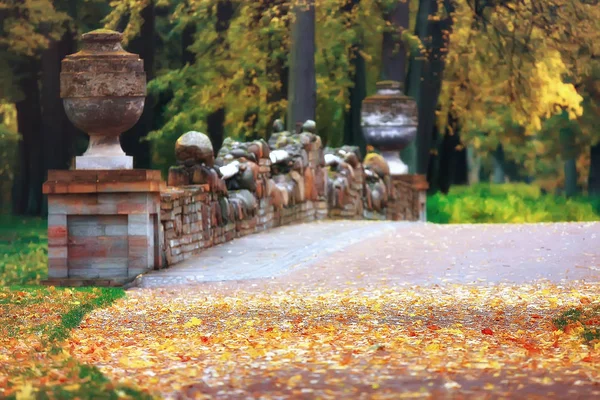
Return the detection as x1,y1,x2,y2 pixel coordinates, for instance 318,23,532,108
60,29,146,169
361,81,417,175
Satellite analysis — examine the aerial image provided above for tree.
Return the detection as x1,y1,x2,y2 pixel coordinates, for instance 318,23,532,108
380,0,408,82
120,1,156,169
438,0,599,192
288,0,316,130
1,0,69,215
341,0,367,153
403,0,454,189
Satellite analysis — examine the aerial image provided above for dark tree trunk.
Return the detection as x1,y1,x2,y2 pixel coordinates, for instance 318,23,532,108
454,144,468,185
405,0,454,179
437,114,461,194
343,47,367,153
13,59,43,215
287,0,316,130
121,1,155,168
589,142,600,196
265,1,289,132
41,29,78,172
426,123,442,193
206,0,234,150
381,0,408,82
40,28,79,215
564,159,577,197
492,144,505,184
206,108,225,154
559,112,578,196
181,23,196,66
341,0,366,153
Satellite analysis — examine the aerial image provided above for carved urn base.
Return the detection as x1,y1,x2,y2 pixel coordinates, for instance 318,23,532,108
381,150,408,175
75,135,133,169
76,155,133,170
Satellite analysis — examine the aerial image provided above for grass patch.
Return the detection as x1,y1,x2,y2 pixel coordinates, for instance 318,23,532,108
0,215,47,285
428,183,600,224
553,303,600,344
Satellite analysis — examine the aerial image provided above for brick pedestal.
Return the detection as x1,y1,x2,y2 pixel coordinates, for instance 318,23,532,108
387,174,428,222
42,170,164,286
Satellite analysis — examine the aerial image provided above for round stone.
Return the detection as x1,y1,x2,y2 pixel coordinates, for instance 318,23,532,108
175,131,214,166
302,120,316,133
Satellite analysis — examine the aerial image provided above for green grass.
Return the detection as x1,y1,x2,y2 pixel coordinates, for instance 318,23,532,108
47,287,125,345
427,183,600,224
553,305,600,344
0,215,48,285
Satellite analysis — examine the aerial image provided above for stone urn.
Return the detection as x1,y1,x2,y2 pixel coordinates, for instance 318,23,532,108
361,81,417,175
60,29,146,169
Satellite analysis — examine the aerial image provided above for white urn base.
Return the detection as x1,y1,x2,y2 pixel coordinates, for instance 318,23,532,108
75,135,133,170
75,155,133,170
381,150,408,175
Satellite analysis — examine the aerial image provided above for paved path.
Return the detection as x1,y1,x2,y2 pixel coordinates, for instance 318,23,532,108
83,221,600,398
137,221,600,289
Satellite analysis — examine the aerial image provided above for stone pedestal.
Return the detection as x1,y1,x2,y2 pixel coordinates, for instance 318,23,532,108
387,174,428,222
42,170,164,286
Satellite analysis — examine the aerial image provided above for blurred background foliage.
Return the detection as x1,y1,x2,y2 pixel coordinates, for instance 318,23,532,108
0,0,598,218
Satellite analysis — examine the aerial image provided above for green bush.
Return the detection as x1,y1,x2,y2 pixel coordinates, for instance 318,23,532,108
428,183,600,224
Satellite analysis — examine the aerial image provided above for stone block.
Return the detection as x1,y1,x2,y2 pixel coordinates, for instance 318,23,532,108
68,236,128,258
48,246,68,259
128,214,151,236
48,257,68,278
48,195,98,215
68,216,105,237
128,236,149,258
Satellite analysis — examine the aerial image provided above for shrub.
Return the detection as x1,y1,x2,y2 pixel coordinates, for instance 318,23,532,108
428,183,600,224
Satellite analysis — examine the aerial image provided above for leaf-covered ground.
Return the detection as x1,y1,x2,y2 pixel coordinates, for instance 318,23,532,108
68,282,600,399
0,287,151,399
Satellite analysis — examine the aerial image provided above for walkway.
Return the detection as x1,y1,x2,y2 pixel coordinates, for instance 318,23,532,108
137,221,600,289
73,221,600,399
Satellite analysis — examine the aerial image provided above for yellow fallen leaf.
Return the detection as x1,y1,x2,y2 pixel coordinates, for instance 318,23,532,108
15,383,35,400
183,317,202,328
62,384,81,391
119,356,155,368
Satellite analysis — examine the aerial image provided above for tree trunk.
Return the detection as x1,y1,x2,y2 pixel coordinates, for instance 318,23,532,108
40,28,79,215
13,59,43,215
121,1,155,168
343,43,367,153
492,144,505,184
381,1,408,82
564,158,578,197
206,108,225,155
266,2,289,131
405,0,454,178
287,0,316,130
41,30,78,171
206,0,234,150
467,145,481,184
559,112,578,196
437,115,460,193
589,142,600,196
340,0,366,153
